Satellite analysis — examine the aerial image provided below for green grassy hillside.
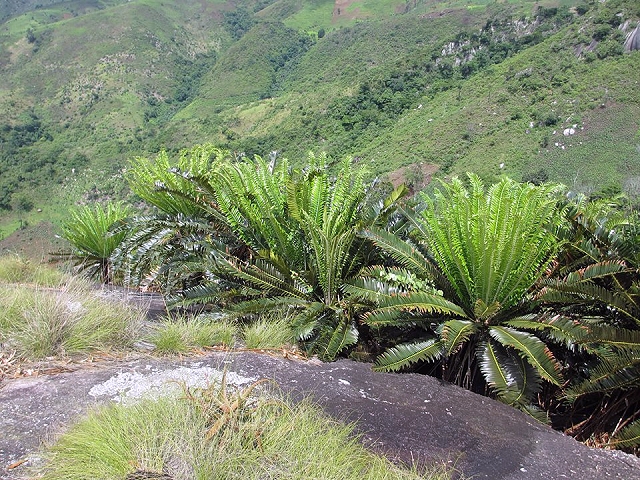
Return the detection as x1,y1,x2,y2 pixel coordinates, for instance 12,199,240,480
0,0,639,239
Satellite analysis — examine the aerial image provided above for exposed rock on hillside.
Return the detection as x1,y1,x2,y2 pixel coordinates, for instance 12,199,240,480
625,23,640,51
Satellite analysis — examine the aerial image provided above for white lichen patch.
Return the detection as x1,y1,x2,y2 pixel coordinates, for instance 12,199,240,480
88,366,256,404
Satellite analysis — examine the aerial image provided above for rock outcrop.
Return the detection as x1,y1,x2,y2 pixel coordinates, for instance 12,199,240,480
624,23,640,52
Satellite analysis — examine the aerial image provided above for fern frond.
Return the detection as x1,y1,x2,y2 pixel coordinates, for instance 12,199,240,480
361,226,431,277
505,315,590,349
290,302,327,340
321,320,359,361
364,291,467,326
564,351,640,399
441,320,477,357
478,341,542,406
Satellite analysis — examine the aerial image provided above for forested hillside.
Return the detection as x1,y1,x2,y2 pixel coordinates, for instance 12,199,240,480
0,0,639,233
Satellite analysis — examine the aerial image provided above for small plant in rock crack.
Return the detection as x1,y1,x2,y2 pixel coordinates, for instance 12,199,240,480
181,372,284,446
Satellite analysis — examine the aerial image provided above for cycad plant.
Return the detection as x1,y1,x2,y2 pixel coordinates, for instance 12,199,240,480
353,175,573,409
119,146,405,360
114,144,234,291
61,202,132,283
537,194,640,450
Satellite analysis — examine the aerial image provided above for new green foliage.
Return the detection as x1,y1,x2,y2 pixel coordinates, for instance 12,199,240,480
122,145,407,360
61,202,131,282
358,175,569,409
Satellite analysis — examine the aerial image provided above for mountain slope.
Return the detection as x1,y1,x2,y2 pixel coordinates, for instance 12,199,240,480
0,0,639,233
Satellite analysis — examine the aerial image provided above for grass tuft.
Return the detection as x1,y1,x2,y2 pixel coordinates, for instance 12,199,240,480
149,314,237,355
39,380,452,480
0,255,67,286
242,313,295,350
0,282,145,359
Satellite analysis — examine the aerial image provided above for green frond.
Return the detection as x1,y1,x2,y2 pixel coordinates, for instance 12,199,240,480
586,325,640,350
342,276,400,303
489,326,562,385
364,291,467,327
290,302,327,340
505,315,590,349
373,339,443,372
539,281,638,320
564,351,640,399
609,418,640,449
567,261,627,283
218,258,310,300
441,320,477,357
320,320,359,361
473,299,501,322
361,226,431,278
417,174,560,314
478,341,542,406
170,281,222,307
230,296,309,315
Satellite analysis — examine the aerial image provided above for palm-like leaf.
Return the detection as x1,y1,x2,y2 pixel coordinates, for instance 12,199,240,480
364,291,468,326
441,320,477,357
478,341,542,406
60,202,131,282
489,326,561,385
373,339,443,372
609,418,640,449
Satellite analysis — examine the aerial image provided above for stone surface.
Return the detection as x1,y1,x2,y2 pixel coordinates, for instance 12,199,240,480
2,351,640,479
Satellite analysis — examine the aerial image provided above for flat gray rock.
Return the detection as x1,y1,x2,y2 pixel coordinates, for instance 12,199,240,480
1,352,639,479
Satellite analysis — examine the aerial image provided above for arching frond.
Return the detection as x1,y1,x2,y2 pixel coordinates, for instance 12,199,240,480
489,326,562,385
361,226,432,278
321,320,359,361
505,315,590,349
373,339,443,372
441,320,477,357
609,418,640,449
290,302,327,340
564,350,640,399
363,291,467,327
478,341,542,406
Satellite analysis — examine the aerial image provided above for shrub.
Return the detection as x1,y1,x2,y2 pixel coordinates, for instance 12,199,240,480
61,202,132,283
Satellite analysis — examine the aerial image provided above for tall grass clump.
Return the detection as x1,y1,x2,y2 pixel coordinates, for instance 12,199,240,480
39,381,451,480
148,314,237,355
242,312,295,349
0,282,145,359
0,255,67,286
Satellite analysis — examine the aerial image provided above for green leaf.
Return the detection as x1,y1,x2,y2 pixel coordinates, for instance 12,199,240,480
489,326,562,385
374,339,443,372
478,341,542,406
321,320,359,361
609,418,640,449
441,320,477,357
290,302,327,340
364,291,467,326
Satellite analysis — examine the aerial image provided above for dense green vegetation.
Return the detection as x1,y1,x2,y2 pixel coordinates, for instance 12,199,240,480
3,0,640,462
60,143,640,453
1,0,639,234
